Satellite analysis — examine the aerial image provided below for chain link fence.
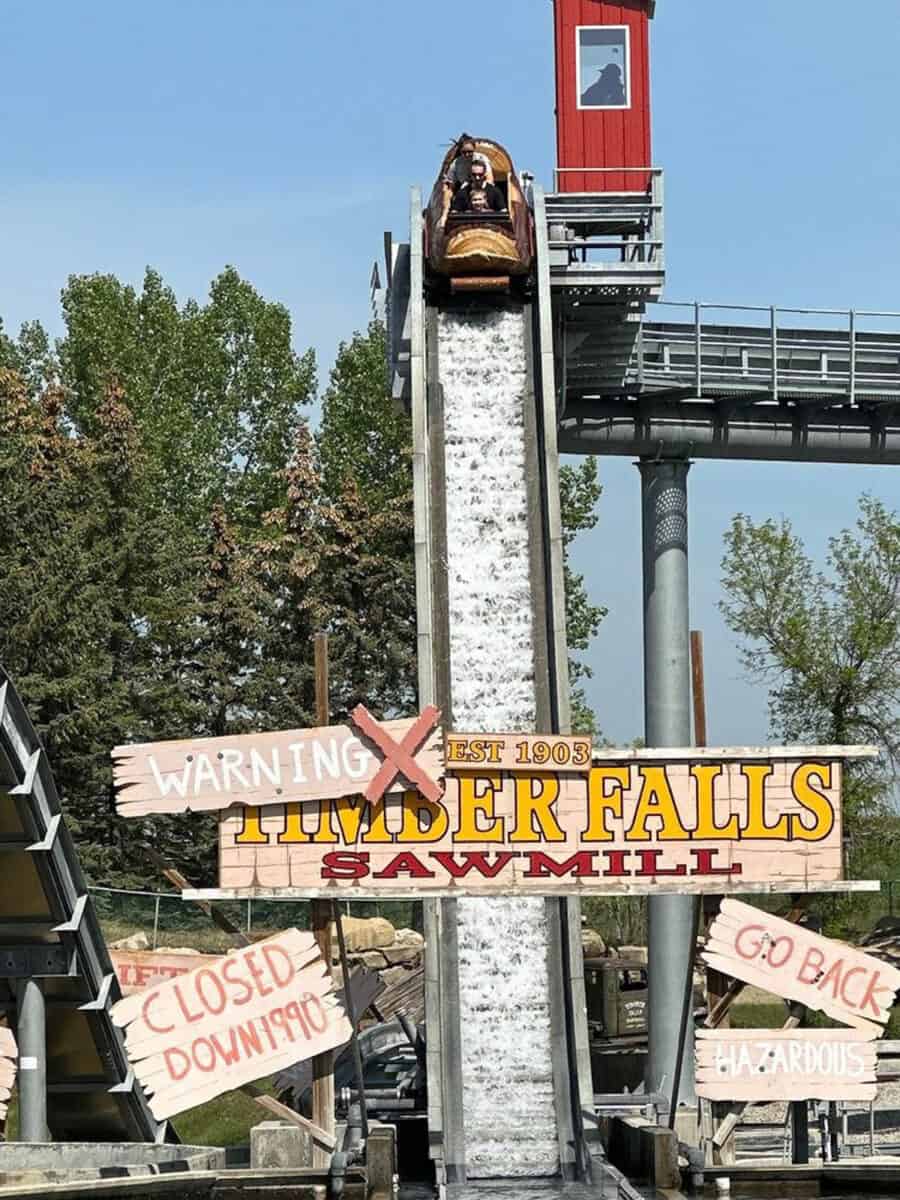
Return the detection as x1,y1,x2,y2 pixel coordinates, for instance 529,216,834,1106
89,886,421,953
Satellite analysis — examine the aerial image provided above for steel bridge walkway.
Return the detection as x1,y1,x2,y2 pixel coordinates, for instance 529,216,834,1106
0,668,165,1141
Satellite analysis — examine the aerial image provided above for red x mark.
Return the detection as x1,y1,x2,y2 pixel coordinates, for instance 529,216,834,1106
350,704,443,805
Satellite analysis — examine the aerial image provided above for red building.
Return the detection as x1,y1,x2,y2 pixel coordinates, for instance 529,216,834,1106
553,0,655,192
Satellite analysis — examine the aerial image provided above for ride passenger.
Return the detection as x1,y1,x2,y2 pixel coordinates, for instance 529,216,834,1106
445,136,495,190
451,161,505,213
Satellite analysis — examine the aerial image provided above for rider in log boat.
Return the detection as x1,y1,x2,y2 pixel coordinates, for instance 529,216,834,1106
424,133,535,294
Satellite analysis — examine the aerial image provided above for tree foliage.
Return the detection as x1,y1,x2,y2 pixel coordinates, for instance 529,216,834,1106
560,458,606,735
720,496,900,931
0,282,602,889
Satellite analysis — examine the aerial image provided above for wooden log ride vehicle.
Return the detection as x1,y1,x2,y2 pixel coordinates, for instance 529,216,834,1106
424,135,535,295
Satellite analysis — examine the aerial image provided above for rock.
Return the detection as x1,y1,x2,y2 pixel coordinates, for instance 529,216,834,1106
354,951,390,970
109,932,149,951
331,916,395,953
381,945,422,966
393,928,425,949
581,930,606,958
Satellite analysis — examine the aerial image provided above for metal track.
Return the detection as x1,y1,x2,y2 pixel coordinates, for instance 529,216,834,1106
0,667,165,1141
410,186,602,1189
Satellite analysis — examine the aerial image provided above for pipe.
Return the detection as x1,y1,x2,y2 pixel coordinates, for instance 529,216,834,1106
16,977,47,1141
559,406,900,465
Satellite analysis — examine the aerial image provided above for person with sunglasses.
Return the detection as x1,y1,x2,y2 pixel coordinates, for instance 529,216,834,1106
445,134,494,191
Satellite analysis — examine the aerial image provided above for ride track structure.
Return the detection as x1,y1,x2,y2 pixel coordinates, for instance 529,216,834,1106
0,667,165,1143
406,181,607,1190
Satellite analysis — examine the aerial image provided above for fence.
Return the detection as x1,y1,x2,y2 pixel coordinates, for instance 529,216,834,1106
88,885,421,952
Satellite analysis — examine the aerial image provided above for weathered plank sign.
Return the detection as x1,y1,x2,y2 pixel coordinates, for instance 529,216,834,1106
703,899,900,1035
112,716,593,819
111,950,221,996
696,1028,878,1101
0,1026,17,1122
212,747,874,897
110,930,351,1120
112,711,445,819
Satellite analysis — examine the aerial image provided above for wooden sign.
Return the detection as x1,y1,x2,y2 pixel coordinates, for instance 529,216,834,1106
0,1026,16,1122
111,950,221,996
703,898,900,1035
696,1028,878,1102
110,930,351,1120
208,747,875,897
112,710,444,819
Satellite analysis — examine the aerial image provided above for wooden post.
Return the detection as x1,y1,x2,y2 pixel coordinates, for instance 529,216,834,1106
693,630,734,1163
310,632,335,1167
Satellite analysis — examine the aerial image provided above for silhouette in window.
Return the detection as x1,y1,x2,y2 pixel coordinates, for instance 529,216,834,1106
582,62,626,107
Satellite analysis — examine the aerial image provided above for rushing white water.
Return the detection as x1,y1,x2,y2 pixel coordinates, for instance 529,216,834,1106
437,306,559,1177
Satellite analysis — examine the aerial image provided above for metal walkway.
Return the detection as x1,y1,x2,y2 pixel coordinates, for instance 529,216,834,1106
556,301,900,463
0,668,165,1141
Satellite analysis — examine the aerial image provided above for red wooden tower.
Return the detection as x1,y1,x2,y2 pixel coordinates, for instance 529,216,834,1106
553,0,655,192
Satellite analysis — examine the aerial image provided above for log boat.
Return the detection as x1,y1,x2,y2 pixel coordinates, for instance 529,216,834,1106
424,135,535,294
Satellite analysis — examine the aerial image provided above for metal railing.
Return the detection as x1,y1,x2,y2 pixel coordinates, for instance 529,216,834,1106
636,300,900,403
547,168,665,274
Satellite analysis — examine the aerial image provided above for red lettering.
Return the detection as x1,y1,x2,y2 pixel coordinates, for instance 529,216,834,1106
818,957,846,1000
300,993,328,1034
141,990,175,1035
269,1007,289,1040
431,851,519,878
522,851,599,878
163,1046,190,1081
372,851,435,879
857,969,895,1018
236,1019,263,1058
634,849,686,877
173,980,205,1024
191,1036,217,1073
735,924,766,961
689,848,742,876
839,966,869,1011
321,851,370,879
262,945,295,990
284,1000,306,1038
797,946,825,985
196,969,227,1015
209,1029,241,1066
766,937,794,970
135,965,155,985
602,849,632,876
245,950,273,999
222,957,253,1006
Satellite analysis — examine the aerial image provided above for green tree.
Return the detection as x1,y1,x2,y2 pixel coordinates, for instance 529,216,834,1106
560,458,606,735
720,496,900,933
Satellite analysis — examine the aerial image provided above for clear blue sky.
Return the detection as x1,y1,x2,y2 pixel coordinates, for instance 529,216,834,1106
2,0,899,746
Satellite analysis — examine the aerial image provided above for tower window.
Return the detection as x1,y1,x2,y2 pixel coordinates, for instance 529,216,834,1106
577,26,631,110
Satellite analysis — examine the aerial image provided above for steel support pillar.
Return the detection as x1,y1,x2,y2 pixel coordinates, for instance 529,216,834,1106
16,977,47,1141
638,458,698,1115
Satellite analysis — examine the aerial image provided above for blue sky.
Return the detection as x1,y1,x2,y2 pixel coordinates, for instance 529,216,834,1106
2,0,899,747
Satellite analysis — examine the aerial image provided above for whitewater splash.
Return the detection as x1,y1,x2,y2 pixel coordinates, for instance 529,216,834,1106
437,305,559,1177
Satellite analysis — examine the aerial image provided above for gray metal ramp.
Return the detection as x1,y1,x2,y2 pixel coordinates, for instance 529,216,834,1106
0,668,165,1141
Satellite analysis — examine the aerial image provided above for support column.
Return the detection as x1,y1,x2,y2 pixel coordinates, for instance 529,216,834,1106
16,977,47,1141
638,458,697,1117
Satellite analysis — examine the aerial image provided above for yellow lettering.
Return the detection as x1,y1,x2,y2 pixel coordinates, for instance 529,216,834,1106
790,762,835,841
583,766,629,841
455,773,503,842
310,796,392,844
511,773,565,843
691,764,739,838
398,789,450,843
627,767,690,841
740,763,787,838
277,802,306,844
236,805,270,844
446,738,468,763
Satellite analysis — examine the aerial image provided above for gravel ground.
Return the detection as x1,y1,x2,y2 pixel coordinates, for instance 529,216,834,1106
736,1080,900,1155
